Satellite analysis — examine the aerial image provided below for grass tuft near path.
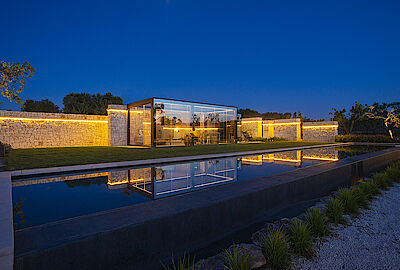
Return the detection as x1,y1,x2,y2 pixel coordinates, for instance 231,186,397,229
4,141,330,171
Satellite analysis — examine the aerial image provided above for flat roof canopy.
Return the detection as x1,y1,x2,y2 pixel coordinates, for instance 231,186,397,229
127,97,237,109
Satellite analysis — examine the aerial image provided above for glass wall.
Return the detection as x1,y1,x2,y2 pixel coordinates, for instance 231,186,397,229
153,98,237,146
129,102,152,146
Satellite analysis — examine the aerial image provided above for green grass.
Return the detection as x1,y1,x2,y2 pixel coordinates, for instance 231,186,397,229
261,227,291,270
222,243,253,270
305,208,329,237
4,141,329,170
289,221,314,258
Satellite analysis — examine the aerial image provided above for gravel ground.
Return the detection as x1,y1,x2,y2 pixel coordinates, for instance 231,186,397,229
294,183,400,270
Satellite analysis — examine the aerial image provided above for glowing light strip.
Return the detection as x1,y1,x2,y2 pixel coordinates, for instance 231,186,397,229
262,123,300,126
107,109,128,113
303,125,338,129
303,156,339,161
107,178,145,186
241,158,263,163
129,110,144,114
241,120,262,123
0,116,108,123
262,157,301,162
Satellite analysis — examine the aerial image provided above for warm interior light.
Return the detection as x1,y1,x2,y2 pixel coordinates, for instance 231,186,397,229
0,116,107,123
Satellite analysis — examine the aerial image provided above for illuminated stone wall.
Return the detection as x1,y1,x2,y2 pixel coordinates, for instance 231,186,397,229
0,110,108,148
107,105,128,146
302,121,338,142
263,118,301,141
240,117,262,138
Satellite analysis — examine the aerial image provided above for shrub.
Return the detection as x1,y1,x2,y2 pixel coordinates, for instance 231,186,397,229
325,197,346,224
384,163,400,183
222,243,253,270
248,137,286,142
361,180,380,198
337,188,359,214
261,227,291,270
289,221,314,258
305,208,329,237
373,173,392,190
162,254,198,270
335,134,400,143
0,142,12,155
352,187,369,209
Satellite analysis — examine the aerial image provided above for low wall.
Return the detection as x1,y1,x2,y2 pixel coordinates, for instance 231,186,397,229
0,111,108,148
303,121,338,142
14,147,400,270
263,118,301,141
240,117,262,138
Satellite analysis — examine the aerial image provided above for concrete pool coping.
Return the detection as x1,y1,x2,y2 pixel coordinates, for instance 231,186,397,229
9,142,352,177
13,146,400,270
0,172,13,270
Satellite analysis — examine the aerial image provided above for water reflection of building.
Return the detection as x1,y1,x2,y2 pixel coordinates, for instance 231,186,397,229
107,157,238,199
240,148,338,167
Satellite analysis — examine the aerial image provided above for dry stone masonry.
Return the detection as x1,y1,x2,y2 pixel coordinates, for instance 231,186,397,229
0,110,108,148
0,107,338,149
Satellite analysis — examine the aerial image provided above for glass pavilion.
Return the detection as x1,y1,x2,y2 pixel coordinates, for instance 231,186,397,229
127,98,237,147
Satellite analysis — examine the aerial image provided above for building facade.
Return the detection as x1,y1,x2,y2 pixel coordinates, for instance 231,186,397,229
0,97,338,149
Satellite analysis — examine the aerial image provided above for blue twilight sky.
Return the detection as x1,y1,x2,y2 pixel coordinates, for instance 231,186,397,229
1,0,399,119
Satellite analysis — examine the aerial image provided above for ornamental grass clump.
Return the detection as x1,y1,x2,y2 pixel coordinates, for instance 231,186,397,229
384,163,400,183
337,188,359,214
222,243,254,270
162,254,198,270
352,187,369,209
373,173,392,190
289,220,314,258
305,208,329,237
325,197,346,224
262,227,291,270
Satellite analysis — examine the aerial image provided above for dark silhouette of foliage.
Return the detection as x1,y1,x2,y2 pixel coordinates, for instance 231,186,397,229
21,99,61,113
63,92,123,115
0,60,35,104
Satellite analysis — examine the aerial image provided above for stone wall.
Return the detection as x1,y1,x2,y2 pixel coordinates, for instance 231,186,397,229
107,105,128,146
0,110,108,148
302,121,338,142
263,118,301,141
240,118,262,138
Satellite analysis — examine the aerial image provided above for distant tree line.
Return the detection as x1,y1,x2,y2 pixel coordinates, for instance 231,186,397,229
21,92,123,115
238,108,323,121
330,101,400,138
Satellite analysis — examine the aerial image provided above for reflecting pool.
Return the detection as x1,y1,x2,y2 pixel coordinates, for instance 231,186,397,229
12,145,387,229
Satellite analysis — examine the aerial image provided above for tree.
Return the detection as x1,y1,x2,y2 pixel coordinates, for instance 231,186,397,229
63,92,123,115
0,61,35,104
330,102,368,134
21,99,61,113
364,102,400,139
238,108,261,118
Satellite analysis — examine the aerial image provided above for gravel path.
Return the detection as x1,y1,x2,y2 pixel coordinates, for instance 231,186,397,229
295,183,400,270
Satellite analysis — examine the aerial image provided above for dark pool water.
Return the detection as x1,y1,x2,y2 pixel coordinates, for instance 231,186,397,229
12,145,387,229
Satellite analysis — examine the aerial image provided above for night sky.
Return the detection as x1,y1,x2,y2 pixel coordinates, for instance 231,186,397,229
2,0,399,119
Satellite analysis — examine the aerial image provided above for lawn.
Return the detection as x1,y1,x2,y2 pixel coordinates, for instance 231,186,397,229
5,141,331,171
